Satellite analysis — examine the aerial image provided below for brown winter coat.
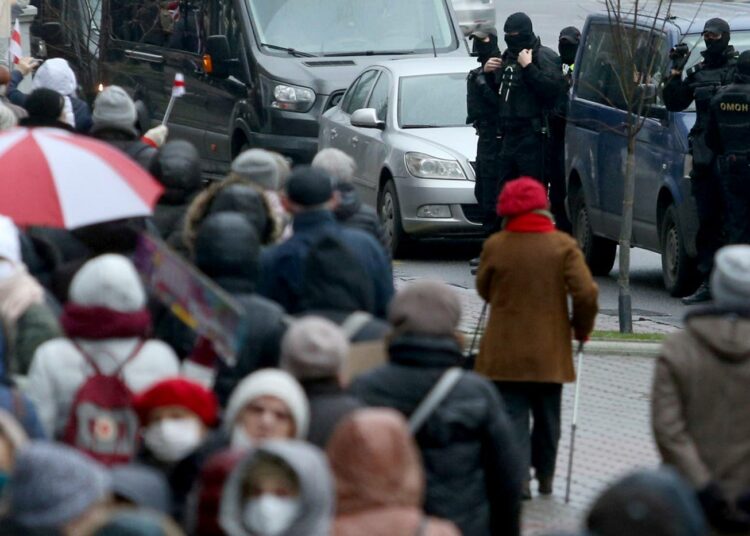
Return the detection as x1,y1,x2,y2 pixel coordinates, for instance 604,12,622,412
475,230,598,383
327,409,460,536
652,311,750,508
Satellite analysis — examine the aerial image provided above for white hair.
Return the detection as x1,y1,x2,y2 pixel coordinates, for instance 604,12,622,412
312,148,357,184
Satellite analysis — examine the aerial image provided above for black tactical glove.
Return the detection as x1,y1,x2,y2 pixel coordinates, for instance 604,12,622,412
698,482,750,533
669,43,691,71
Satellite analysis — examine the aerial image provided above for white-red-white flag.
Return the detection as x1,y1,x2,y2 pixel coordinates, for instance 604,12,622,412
10,20,23,65
172,73,186,97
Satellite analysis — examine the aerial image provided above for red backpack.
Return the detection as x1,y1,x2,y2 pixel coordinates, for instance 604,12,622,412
62,340,145,466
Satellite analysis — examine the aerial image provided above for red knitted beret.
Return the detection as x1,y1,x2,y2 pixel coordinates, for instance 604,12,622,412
497,177,548,217
134,378,218,427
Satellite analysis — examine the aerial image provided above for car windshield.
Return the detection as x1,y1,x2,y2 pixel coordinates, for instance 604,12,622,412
399,73,468,128
679,30,750,111
245,0,457,56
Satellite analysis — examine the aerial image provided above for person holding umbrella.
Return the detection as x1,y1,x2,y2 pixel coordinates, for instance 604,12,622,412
475,177,598,499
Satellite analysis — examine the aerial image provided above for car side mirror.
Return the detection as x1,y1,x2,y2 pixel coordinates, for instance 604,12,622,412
205,35,232,78
40,22,63,45
351,108,385,130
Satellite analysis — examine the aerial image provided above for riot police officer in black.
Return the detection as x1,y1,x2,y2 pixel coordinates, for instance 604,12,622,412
663,17,738,304
467,30,502,236
706,50,750,247
547,26,581,235
483,12,567,229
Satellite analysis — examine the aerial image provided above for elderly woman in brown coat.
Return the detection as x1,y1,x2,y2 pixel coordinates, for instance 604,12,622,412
475,177,599,499
327,408,460,536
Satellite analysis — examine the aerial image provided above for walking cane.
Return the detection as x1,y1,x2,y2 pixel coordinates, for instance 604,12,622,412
468,302,488,358
564,341,585,504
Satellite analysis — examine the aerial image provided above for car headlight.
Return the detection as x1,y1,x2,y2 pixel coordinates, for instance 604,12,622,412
405,153,467,180
269,83,316,112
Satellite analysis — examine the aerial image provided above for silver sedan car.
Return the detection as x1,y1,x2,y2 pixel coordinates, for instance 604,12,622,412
318,57,483,256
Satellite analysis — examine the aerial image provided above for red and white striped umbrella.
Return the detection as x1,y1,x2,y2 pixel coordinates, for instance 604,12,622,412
0,128,163,229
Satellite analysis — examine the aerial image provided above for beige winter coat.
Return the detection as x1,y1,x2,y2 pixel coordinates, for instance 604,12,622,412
652,313,750,507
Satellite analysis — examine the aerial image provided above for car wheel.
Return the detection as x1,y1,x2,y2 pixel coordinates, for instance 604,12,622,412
571,188,617,276
379,180,411,258
660,204,699,297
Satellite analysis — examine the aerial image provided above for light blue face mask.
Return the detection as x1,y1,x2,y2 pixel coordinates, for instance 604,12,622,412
0,472,10,495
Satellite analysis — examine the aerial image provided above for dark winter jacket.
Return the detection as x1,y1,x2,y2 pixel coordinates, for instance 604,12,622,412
92,127,158,170
259,210,394,319
150,140,204,244
351,334,523,536
302,379,364,448
334,183,389,251
194,213,287,405
8,70,92,133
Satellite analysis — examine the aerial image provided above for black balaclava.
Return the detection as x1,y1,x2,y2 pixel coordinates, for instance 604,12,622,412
703,18,730,63
472,33,500,65
504,12,535,56
558,26,581,66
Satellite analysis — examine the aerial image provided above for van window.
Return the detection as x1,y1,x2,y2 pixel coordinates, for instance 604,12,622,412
342,70,379,114
577,23,668,112
246,0,457,57
111,0,207,54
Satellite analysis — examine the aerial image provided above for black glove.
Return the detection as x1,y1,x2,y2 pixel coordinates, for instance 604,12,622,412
669,43,690,71
698,483,750,533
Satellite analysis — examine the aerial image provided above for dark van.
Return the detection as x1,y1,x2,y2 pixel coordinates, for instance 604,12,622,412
33,0,467,174
566,11,750,296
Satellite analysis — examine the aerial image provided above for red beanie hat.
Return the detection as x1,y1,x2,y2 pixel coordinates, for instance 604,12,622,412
134,378,218,427
497,177,548,217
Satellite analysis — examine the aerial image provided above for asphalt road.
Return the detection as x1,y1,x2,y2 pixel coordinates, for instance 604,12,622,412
393,0,717,329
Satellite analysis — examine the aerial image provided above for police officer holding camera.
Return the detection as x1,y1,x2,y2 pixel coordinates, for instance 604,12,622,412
663,18,738,304
706,50,750,248
482,12,566,231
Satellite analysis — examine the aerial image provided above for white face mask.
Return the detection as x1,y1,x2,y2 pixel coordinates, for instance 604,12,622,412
143,418,203,463
230,425,254,450
242,494,300,536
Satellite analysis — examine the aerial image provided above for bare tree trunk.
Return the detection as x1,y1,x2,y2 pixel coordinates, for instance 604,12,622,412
618,131,637,333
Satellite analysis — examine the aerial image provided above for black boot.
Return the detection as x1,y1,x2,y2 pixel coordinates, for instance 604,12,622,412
682,281,712,305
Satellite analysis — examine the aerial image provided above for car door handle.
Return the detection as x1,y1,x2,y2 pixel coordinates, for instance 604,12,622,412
125,49,165,64
351,136,359,146
330,128,338,140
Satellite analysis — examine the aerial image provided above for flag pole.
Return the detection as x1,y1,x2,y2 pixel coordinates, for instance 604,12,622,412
162,95,176,126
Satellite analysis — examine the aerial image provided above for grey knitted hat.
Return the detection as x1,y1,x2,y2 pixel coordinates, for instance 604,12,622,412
281,316,350,380
93,85,137,135
231,148,281,191
388,280,462,337
711,245,750,308
9,442,112,529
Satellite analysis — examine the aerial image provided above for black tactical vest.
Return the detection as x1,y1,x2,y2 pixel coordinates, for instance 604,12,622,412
714,83,750,155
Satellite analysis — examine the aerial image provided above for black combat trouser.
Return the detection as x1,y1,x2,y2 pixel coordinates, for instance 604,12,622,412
691,165,725,279
474,126,502,233
547,134,572,234
718,156,750,245
494,381,563,481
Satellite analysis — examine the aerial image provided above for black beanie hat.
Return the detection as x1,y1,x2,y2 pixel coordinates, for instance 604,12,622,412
24,88,64,121
285,166,334,207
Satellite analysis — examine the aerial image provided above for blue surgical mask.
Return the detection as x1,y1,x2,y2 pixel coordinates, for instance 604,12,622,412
0,471,10,495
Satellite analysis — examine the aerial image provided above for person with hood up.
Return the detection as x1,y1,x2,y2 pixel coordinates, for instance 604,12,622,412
187,213,287,404
584,469,708,536
481,12,566,231
133,378,218,523
8,57,92,132
258,166,394,319
351,280,523,536
91,85,166,170
230,148,290,242
18,87,73,130
280,317,363,448
328,408,460,536
176,177,277,258
475,177,598,499
0,215,61,375
652,245,750,535
311,148,388,251
25,254,180,438
219,440,333,536
150,140,204,244
0,442,112,535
